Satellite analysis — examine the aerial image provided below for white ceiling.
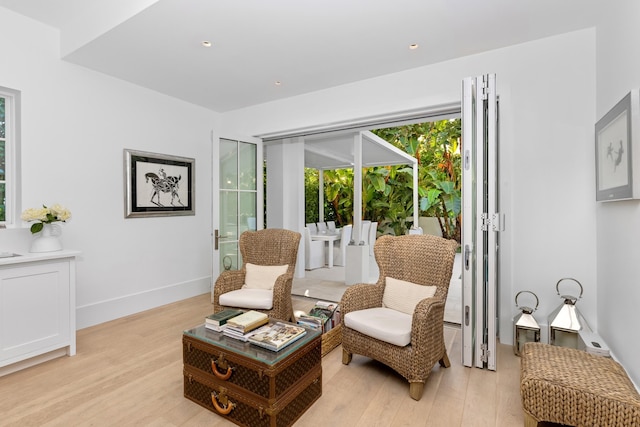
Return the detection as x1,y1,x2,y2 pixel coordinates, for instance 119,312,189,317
0,0,600,113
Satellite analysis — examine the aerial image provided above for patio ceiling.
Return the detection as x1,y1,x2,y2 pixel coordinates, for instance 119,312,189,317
302,130,416,170
295,130,420,242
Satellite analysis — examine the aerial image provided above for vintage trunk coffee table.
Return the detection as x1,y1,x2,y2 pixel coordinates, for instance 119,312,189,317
183,323,322,427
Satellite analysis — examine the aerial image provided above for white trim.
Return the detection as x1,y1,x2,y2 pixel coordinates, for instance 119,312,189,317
0,86,22,227
461,77,475,367
76,276,211,329
257,102,460,141
361,131,416,166
353,133,363,244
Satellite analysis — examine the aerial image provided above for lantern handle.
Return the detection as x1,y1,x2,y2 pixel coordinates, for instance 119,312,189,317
515,290,539,312
555,277,583,299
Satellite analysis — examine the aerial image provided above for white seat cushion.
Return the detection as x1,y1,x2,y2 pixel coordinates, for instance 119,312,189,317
344,307,412,347
219,289,273,310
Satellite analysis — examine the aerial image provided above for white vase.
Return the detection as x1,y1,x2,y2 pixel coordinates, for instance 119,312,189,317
30,223,63,253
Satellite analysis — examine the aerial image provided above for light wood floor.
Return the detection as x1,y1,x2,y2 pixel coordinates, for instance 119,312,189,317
0,294,525,427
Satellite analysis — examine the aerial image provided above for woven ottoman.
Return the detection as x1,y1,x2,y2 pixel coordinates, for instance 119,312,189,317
520,342,640,427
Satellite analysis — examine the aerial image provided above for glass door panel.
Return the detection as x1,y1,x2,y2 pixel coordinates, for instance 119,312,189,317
239,142,257,190
220,191,238,241
239,192,257,234
219,241,240,272
217,138,258,272
220,139,238,190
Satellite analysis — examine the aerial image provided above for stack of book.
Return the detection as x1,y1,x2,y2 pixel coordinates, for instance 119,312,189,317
204,309,244,332
297,313,323,330
223,310,270,341
298,301,339,333
248,322,307,351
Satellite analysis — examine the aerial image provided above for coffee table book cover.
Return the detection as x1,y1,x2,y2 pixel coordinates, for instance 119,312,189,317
226,310,269,333
205,309,244,326
223,323,272,342
248,322,307,351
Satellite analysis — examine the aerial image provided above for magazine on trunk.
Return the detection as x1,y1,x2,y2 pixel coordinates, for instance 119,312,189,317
248,322,307,351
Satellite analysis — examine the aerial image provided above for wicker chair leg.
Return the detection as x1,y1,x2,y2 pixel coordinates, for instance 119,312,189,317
523,411,538,427
409,382,424,401
439,351,451,368
342,349,352,365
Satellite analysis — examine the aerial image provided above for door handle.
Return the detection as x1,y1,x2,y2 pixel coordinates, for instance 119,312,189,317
214,229,229,250
464,245,471,270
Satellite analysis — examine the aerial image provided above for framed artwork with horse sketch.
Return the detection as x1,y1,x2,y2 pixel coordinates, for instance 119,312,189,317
124,149,195,217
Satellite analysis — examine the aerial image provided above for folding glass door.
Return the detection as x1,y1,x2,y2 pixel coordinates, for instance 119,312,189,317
461,74,499,370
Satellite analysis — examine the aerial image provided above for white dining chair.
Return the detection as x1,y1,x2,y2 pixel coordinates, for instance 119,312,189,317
304,227,325,270
317,222,328,232
369,221,378,256
360,221,371,246
333,224,352,266
327,220,336,232
306,223,318,234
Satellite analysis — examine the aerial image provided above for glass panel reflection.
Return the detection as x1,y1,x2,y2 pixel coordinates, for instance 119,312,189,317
239,192,257,233
220,138,238,190
220,191,238,240
238,142,256,190
219,241,239,271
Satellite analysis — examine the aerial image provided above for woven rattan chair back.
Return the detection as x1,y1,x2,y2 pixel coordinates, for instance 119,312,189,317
213,228,301,322
374,234,457,301
239,228,300,274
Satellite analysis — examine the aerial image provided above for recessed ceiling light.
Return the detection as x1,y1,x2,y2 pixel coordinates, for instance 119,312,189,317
409,43,419,50
275,81,282,86
201,41,212,47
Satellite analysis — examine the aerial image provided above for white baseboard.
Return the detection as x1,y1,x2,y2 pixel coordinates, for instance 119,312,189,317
0,348,69,377
76,276,211,329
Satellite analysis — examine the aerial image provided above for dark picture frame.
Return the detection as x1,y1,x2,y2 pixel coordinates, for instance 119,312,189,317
595,90,638,201
124,149,195,218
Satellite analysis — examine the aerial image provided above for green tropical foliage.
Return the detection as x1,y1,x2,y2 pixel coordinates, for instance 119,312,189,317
305,119,462,241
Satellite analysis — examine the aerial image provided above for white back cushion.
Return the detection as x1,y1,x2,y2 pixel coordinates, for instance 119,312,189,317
243,263,289,290
382,277,437,315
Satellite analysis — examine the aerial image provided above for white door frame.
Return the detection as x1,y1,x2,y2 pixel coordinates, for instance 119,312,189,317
211,134,263,283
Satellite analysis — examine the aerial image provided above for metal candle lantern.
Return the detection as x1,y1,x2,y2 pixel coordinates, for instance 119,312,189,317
513,291,540,356
548,277,590,349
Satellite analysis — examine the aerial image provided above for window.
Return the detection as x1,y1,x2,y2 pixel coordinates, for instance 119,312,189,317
0,86,21,226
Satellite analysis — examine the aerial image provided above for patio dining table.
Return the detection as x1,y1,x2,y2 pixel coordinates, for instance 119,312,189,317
310,231,341,268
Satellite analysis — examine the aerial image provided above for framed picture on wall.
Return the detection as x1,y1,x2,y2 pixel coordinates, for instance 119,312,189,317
595,89,640,201
124,149,195,218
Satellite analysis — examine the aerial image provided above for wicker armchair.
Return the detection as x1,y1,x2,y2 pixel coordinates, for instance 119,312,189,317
212,228,301,322
341,234,458,400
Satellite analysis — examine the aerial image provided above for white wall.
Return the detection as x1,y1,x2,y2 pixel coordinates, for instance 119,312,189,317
0,8,217,328
595,0,640,386
222,29,597,350
265,139,306,278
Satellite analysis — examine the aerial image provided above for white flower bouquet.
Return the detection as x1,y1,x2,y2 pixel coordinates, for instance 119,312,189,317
21,204,72,234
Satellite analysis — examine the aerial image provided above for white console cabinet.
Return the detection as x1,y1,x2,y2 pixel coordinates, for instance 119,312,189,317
0,251,79,376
